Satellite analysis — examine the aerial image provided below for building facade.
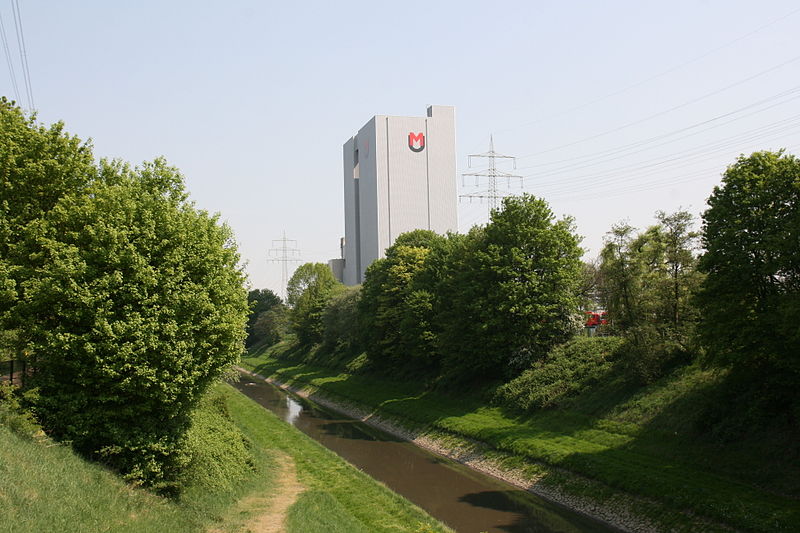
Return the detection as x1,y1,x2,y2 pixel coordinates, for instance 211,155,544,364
340,105,458,285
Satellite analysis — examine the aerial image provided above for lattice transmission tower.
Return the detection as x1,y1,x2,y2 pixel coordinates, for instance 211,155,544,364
460,135,523,213
268,231,301,302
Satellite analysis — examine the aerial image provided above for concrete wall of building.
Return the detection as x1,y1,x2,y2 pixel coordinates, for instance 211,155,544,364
425,105,458,234
342,105,457,286
327,258,344,282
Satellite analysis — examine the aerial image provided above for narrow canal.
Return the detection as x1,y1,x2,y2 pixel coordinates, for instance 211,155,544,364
234,373,619,533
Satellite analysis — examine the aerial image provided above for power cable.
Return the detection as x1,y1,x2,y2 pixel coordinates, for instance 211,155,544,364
491,6,800,136
516,85,800,174
516,54,800,160
10,0,32,110
540,127,800,200
535,124,800,198
529,113,800,187
0,9,19,103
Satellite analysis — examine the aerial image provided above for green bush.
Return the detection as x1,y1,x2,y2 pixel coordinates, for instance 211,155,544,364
0,381,41,438
496,336,625,411
178,387,255,495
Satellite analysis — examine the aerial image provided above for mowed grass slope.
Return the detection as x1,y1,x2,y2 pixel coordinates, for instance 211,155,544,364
242,343,800,533
0,383,450,533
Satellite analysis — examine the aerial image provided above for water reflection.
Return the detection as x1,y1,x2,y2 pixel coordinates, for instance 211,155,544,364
284,395,303,425
235,373,618,533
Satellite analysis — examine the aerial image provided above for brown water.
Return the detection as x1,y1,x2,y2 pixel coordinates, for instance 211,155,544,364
234,374,619,533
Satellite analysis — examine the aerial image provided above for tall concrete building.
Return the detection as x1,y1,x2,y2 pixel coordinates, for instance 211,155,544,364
340,105,458,285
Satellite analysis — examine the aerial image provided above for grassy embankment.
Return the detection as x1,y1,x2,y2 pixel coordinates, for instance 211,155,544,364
241,338,800,533
0,382,449,533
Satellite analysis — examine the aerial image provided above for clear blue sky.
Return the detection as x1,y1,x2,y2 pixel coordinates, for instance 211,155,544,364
3,1,799,297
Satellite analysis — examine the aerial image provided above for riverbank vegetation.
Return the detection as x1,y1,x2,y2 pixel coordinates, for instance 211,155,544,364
255,149,800,531
0,381,449,533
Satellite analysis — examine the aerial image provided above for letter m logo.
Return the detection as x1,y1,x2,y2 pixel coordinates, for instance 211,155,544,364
408,132,425,152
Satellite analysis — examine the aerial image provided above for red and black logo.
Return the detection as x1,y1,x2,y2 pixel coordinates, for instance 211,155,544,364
408,132,425,152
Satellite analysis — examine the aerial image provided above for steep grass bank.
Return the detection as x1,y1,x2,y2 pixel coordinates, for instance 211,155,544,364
0,382,449,533
0,383,276,533
242,341,800,532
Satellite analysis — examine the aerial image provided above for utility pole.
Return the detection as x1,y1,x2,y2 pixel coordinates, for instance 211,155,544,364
268,231,301,302
460,135,523,213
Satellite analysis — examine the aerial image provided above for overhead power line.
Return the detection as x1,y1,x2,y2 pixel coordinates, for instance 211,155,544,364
490,6,800,137
0,10,19,103
516,54,800,160
10,0,33,110
516,85,800,174
534,120,800,198
528,113,800,188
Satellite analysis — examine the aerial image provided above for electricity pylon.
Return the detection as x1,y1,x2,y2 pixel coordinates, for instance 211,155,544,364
268,231,301,302
460,135,523,212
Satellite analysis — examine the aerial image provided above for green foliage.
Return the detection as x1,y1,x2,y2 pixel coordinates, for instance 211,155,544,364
322,285,361,355
245,288,282,346
437,195,584,382
599,210,702,382
178,388,255,494
698,150,800,378
0,97,96,252
1,103,250,490
359,230,445,375
9,163,248,489
0,381,41,438
496,337,626,410
287,262,342,345
252,304,289,347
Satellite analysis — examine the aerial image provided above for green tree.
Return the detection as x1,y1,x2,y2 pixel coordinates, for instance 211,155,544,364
5,158,249,490
438,195,584,382
322,285,361,355
358,230,445,375
1,98,96,355
698,151,800,377
246,288,282,346
252,304,289,347
287,262,341,345
599,211,701,382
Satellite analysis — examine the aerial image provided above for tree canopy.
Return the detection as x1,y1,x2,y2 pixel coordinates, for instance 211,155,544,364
287,262,342,345
698,150,800,377
1,101,249,490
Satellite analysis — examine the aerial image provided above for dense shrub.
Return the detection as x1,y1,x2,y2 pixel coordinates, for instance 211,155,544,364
496,337,625,411
0,381,41,439
179,387,255,494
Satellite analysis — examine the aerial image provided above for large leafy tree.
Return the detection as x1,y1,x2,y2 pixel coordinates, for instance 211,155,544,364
245,288,282,346
438,195,583,382
1,102,249,489
698,151,800,378
287,262,341,345
599,211,702,381
1,97,96,345
358,230,444,374
600,211,701,337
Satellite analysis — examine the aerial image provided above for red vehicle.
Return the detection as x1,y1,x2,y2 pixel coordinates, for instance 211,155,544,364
584,311,608,328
